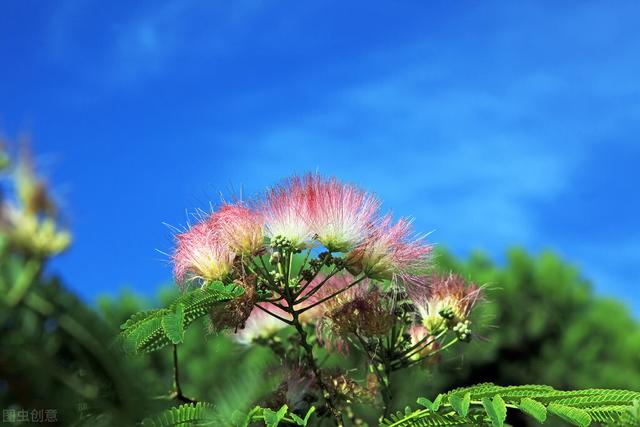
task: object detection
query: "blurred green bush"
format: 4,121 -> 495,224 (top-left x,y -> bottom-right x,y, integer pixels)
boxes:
94,248 -> 640,425
2,243 -> 639,425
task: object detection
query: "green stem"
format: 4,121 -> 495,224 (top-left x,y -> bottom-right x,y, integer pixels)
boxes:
171,344 -> 197,404
296,275 -> 366,314
254,303 -> 293,325
293,250 -> 336,298
355,333 -> 393,419
393,337 -> 460,370
257,257 -> 281,291
370,363 -> 392,420
294,248 -> 312,283
247,258 -> 282,297
381,362 -> 393,419
440,400 -> 520,412
294,266 -> 340,303
400,330 -> 447,360
291,310 -> 343,426
271,246 -> 343,425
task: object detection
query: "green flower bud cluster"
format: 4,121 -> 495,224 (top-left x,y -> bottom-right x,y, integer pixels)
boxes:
303,251 -> 346,280
269,251 -> 281,264
453,320 -> 472,342
270,270 -> 285,282
270,235 -> 293,251
300,269 -> 315,281
438,307 -> 455,320
309,251 -> 332,270
425,305 -> 471,337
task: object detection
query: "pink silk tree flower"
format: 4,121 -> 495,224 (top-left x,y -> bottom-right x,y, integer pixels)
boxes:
172,218 -> 236,286
313,274 -> 364,354
313,274 -> 393,353
212,203 -> 264,256
304,174 -> 380,252
408,273 -> 482,335
261,176 -> 314,248
345,216 -> 432,282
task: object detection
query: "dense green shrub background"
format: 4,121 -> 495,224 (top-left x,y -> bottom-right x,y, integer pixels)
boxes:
2,247 -> 639,425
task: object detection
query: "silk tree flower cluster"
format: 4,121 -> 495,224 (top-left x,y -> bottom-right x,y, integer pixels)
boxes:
0,145 -> 70,257
171,174 -> 482,421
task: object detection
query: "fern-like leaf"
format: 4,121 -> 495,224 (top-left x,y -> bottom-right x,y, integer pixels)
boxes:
262,404 -> 289,427
232,405 -> 316,427
162,303 -> 185,344
289,407 -> 316,426
449,392 -> 471,417
547,403 -> 592,426
141,402 -> 215,427
517,398 -> 547,423
382,410 -> 487,426
586,405 -> 631,424
482,395 -> 506,427
120,281 -> 243,354
383,384 -> 640,427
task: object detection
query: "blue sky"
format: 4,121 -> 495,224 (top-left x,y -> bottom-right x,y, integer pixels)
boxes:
1,1 -> 638,312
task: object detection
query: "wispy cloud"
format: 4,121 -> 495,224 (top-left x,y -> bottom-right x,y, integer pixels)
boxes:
46,0 -> 269,87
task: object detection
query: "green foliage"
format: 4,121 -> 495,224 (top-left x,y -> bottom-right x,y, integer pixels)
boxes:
481,395 -> 506,427
546,404 -> 590,427
141,402 -> 215,427
449,392 -> 471,417
417,395 -> 444,412
141,403 -> 316,427
0,257 -> 159,425
382,384 -> 640,427
262,405 -> 290,427
98,247 -> 640,426
119,281 -> 243,354
618,400 -> 640,426
517,398 -> 547,423
240,405 -> 316,427
162,303 -> 185,344
204,344 -> 282,424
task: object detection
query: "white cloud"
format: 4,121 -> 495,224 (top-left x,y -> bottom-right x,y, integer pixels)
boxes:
46,0 -> 269,85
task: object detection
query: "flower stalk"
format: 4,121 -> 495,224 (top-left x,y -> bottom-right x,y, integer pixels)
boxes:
276,243 -> 344,425
291,311 -> 343,425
